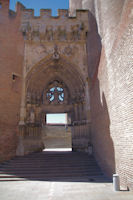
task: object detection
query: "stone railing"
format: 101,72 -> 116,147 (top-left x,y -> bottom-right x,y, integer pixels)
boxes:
19,123 -> 42,139
72,120 -> 91,151
17,123 -> 44,155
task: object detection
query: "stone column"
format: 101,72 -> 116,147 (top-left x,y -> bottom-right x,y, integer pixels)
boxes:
19,44 -> 27,126
16,44 -> 27,156
74,104 -> 78,121
85,78 -> 91,121
82,103 -> 86,120
67,113 -> 72,125
79,103 -> 84,121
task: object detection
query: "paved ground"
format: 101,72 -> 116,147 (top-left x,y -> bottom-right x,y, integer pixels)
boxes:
0,180 -> 133,200
0,149 -> 133,200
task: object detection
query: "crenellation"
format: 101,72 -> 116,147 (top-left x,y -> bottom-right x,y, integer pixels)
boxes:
0,1 -> 25,19
58,9 -> 68,18
76,9 -> 89,18
0,0 -> 9,9
0,0 -> 9,17
40,9 -> 51,18
23,9 -> 34,19
16,2 -> 25,12
22,8 -> 88,20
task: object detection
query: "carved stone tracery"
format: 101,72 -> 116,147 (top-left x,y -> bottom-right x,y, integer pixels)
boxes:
45,80 -> 65,105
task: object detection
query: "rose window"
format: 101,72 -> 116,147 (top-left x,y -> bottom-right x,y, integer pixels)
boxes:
46,86 -> 64,104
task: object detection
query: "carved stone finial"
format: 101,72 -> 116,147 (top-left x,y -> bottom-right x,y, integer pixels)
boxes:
53,45 -> 60,60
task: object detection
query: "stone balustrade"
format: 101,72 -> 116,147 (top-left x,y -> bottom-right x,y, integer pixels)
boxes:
19,123 -> 42,138
72,120 -> 91,151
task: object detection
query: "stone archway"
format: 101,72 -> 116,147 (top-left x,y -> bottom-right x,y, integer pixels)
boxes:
16,54 -> 91,155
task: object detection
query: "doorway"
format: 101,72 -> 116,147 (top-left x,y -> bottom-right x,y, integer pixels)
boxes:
42,113 -> 72,149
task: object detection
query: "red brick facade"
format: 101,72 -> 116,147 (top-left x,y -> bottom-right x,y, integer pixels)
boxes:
70,0 -> 133,191
89,0 -> 133,190
0,0 -> 24,162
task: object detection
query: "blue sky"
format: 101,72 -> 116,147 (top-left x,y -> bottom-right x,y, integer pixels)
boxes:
10,0 -> 69,16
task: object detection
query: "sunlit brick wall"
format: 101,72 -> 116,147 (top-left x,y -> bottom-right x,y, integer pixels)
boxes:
90,0 -> 133,190
0,1 -> 24,162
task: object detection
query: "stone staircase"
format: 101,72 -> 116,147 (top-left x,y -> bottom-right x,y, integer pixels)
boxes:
0,151 -> 111,182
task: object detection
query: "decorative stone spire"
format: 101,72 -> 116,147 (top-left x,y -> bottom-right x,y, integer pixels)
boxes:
53,45 -> 60,60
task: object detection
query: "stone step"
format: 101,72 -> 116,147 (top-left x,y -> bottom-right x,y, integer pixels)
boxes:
8,154 -> 93,160
0,169 -> 102,175
1,160 -> 96,164
0,162 -> 97,167
0,165 -> 98,171
0,176 -> 110,182
6,157 -> 95,162
0,151 -> 106,182
0,162 -> 99,167
0,166 -> 102,173
0,173 -> 101,181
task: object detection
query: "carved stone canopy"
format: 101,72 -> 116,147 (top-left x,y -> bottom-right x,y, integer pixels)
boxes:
21,23 -> 88,42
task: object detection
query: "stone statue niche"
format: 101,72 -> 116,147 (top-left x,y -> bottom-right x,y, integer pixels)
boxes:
29,109 -> 35,124
26,108 -> 35,124
45,26 -> 53,41
71,24 -> 80,40
56,26 -> 67,41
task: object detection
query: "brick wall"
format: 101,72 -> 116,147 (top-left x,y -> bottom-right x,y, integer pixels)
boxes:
90,0 -> 133,190
0,1 -> 24,162
70,0 -> 133,190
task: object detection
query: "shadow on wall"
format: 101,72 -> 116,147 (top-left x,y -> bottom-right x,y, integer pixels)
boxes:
87,11 -> 102,78
87,11 -> 115,178
91,79 -> 116,178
